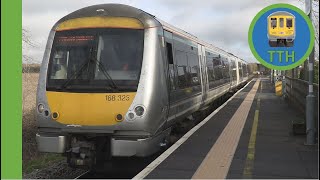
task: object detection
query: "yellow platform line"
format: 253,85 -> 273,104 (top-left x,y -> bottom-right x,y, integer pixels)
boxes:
243,80 -> 262,178
192,79 -> 261,179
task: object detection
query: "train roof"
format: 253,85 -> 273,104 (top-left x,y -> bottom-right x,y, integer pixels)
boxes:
55,3 -> 160,29
157,18 -> 248,63
156,18 -> 234,57
268,11 -> 295,17
55,3 -> 247,63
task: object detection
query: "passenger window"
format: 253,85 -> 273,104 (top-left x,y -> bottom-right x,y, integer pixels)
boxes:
286,18 -> 293,28
205,53 -> 228,89
280,18 -> 284,28
213,55 -> 223,81
222,57 -> 230,79
242,63 -> 247,76
271,18 -> 277,28
206,56 -> 215,82
187,53 -> 200,86
176,50 -> 188,89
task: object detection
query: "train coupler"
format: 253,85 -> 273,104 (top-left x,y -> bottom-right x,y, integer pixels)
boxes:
67,137 -> 96,168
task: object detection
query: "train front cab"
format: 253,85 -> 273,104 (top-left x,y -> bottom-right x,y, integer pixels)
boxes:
36,4 -> 172,167
268,11 -> 295,47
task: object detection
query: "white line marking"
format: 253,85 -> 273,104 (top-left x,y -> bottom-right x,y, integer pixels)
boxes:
133,79 -> 254,179
74,170 -> 89,179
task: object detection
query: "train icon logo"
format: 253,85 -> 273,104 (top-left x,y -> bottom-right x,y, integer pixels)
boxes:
267,11 -> 295,47
248,3 -> 315,70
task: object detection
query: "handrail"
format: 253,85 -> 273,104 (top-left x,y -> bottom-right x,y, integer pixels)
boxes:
285,76 -> 319,87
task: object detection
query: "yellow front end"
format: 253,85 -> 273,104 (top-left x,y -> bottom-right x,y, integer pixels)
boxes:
46,92 -> 136,126
268,15 -> 295,37
44,16 -> 144,126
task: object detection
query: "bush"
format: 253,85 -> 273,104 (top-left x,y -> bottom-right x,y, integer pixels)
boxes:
22,64 -> 40,73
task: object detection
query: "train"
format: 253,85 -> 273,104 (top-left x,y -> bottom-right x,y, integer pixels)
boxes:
36,4 -> 250,168
268,11 -> 295,47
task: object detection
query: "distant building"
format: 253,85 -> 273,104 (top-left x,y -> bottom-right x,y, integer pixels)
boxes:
247,63 -> 269,75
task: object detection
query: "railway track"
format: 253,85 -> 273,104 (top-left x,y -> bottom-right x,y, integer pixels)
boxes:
74,84 -> 246,179
74,154 -> 162,179
74,170 -> 90,179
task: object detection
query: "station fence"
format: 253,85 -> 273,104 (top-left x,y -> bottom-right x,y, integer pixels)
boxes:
284,76 -> 318,134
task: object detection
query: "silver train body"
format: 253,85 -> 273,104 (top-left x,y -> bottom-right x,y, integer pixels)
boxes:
36,4 -> 250,167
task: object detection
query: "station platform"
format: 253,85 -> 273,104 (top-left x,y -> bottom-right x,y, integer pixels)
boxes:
134,78 -> 318,179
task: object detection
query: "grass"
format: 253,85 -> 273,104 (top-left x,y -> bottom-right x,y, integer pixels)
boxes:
22,66 -> 66,174
22,72 -> 39,164
23,153 -> 64,174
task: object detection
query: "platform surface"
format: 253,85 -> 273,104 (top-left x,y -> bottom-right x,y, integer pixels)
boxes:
137,78 -> 318,179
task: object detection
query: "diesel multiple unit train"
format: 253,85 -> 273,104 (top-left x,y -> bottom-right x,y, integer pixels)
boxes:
36,4 -> 250,168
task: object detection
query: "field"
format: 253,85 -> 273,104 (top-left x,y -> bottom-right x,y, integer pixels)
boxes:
22,65 -> 64,175
22,72 -> 39,163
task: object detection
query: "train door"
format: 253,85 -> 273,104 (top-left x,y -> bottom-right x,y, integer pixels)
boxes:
198,45 -> 208,106
226,57 -> 232,89
238,61 -> 243,83
163,30 -> 177,122
230,57 -> 237,88
235,58 -> 240,85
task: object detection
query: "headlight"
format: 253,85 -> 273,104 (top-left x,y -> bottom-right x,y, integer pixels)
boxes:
134,106 -> 145,116
38,104 -> 45,113
127,112 -> 135,121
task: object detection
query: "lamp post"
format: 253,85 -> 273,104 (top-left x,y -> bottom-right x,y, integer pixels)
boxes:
305,0 -> 316,145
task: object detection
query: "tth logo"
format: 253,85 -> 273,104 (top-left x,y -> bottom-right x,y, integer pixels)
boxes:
248,3 -> 314,70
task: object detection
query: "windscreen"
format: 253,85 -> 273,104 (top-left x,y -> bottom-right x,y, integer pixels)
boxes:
286,18 -> 293,28
271,18 -> 277,28
47,28 -> 144,92
279,18 -> 284,28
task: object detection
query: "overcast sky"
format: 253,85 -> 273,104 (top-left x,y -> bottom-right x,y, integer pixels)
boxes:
22,0 -> 304,64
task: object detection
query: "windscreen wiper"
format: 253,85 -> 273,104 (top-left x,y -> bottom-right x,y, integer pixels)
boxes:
90,56 -> 120,92
59,59 -> 91,90
59,46 -> 119,92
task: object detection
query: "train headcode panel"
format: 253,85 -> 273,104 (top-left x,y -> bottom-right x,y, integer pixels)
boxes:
248,3 -> 315,70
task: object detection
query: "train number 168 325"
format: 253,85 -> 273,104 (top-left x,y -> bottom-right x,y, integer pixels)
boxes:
106,95 -> 130,101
